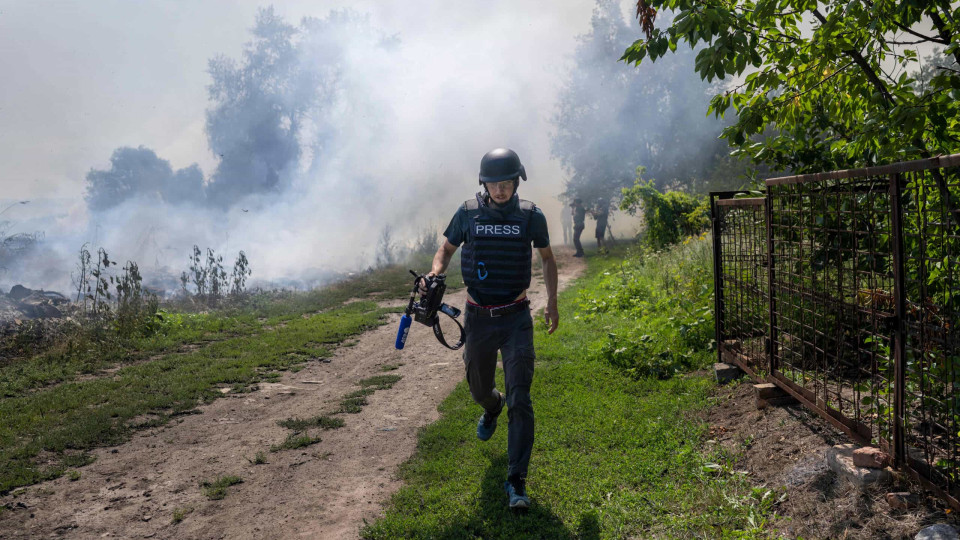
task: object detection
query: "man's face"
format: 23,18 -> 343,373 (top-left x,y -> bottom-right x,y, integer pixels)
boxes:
486,179 -> 515,204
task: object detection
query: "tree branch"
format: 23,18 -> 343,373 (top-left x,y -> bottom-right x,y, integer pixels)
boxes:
812,9 -> 895,107
928,8 -> 960,66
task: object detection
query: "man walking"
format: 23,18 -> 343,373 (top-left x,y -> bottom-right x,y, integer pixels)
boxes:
571,198 -> 586,257
427,148 -> 559,509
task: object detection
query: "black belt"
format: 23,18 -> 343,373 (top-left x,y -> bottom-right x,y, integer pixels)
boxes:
466,299 -> 530,318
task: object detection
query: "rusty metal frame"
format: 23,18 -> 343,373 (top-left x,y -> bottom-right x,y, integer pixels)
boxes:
711,154 -> 960,510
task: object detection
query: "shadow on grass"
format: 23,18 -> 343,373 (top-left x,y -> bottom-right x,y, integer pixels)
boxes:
430,454 -> 588,540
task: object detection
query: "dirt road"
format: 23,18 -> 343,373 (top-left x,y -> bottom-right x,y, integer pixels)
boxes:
1,247 -> 584,539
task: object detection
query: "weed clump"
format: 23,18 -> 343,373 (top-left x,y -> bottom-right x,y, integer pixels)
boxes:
270,434 -> 321,452
171,506 -> 193,523
278,416 -> 345,431
247,451 -> 268,465
358,374 -> 402,390
199,475 -> 243,500
338,396 -> 367,414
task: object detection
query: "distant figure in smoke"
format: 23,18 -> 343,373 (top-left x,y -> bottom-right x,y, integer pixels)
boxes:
593,198 -> 610,252
559,199 -> 572,245
425,148 -> 558,510
570,198 -> 585,257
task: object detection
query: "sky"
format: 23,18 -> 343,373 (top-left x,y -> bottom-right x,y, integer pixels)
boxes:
0,0 -> 633,291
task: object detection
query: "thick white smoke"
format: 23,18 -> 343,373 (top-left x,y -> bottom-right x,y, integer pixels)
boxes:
0,2 -> 663,294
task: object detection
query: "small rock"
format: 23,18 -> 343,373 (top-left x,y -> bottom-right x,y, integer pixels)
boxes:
886,491 -> 919,510
915,523 -> 959,540
142,515 -> 152,522
853,447 -> 891,469
826,444 -> 892,489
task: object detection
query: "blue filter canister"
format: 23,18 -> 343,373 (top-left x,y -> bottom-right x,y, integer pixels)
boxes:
395,314 -> 412,349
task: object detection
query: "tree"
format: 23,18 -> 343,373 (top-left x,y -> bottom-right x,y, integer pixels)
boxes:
622,1 -> 960,173
552,0 -> 742,206
85,146 -> 205,211
203,8 -> 384,209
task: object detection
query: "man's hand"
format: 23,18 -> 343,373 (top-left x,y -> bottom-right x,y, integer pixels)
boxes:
537,246 -> 559,334
419,272 -> 436,295
543,300 -> 559,334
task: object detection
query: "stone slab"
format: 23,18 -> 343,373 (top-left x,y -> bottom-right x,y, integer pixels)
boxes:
826,443 -> 893,489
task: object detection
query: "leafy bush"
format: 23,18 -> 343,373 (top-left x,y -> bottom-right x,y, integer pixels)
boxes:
619,168 -> 710,249
576,235 -> 715,379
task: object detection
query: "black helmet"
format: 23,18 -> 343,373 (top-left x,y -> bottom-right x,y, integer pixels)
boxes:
479,148 -> 527,185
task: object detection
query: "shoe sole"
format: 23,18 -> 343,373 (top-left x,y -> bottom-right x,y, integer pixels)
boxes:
509,499 -> 530,509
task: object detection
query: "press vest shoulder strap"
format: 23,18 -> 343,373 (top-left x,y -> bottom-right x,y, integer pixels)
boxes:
462,198 -> 537,220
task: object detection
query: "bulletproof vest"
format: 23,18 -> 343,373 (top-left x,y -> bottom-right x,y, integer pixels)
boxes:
461,195 -> 536,302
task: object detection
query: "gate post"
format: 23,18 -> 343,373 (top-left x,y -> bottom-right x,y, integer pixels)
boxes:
889,173 -> 907,466
711,193 -> 724,366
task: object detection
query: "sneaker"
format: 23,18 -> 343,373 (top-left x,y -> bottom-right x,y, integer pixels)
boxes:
476,392 -> 505,441
504,476 -> 530,509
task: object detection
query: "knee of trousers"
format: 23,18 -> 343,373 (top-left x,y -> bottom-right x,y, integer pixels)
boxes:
505,385 -> 533,416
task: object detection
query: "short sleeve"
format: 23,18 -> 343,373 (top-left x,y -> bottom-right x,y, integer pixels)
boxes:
529,207 -> 550,248
442,207 -> 467,247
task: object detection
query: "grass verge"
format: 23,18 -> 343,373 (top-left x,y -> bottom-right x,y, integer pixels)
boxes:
362,241 -> 780,538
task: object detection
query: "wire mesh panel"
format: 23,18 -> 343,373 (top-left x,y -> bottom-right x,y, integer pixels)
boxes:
767,176 -> 896,447
899,166 -> 960,502
716,198 -> 768,378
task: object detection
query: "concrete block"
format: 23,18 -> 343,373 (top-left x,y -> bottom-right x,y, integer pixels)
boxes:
754,383 -> 785,399
714,362 -> 743,384
853,446 -> 891,469
826,444 -> 893,490
915,524 -> 959,540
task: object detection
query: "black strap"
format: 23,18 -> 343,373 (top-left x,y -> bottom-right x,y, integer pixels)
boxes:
432,311 -> 465,350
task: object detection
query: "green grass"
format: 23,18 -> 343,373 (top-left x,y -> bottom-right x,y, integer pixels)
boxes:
338,396 -> 368,414
358,374 -> 403,390
362,241 -> 778,539
380,363 -> 403,372
171,506 -> 193,524
269,434 -> 321,453
277,415 -> 345,431
199,475 -> 243,500
248,451 -> 268,465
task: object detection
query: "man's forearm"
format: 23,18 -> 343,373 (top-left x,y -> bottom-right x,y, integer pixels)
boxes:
543,257 -> 558,303
431,245 -> 454,275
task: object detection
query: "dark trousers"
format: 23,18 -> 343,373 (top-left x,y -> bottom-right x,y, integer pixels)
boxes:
462,307 -> 535,479
573,224 -> 585,255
